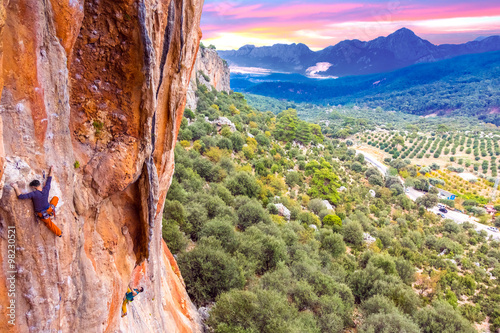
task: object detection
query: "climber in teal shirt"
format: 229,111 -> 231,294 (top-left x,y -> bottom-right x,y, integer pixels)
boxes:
121,284 -> 144,317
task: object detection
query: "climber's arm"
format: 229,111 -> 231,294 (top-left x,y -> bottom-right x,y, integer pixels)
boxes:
43,166 -> 53,193
127,283 -> 139,296
11,184 -> 32,199
11,184 -> 22,197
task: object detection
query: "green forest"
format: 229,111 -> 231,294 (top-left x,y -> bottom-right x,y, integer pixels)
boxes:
245,93 -> 500,142
162,82 -> 500,332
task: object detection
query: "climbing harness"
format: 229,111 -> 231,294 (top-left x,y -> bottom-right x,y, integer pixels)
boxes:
35,204 -> 56,220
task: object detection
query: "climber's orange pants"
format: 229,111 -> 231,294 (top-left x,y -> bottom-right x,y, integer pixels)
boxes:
36,197 -> 61,236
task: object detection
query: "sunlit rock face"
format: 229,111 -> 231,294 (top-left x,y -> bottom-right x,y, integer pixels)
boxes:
186,47 -> 230,110
0,0 -> 204,332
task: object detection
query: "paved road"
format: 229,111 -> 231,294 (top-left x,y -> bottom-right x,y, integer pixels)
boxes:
406,187 -> 424,201
425,198 -> 499,239
357,150 -> 500,240
356,150 -> 388,175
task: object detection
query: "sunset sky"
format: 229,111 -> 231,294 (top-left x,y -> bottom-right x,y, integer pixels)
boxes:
201,0 -> 500,50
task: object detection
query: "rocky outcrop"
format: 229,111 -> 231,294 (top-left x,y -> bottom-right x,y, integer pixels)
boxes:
206,116 -> 236,132
0,0 -> 203,332
186,47 -> 230,110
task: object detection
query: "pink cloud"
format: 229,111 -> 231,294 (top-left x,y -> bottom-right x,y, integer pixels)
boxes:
204,3 -> 264,16
387,3 -> 500,21
205,2 -> 364,20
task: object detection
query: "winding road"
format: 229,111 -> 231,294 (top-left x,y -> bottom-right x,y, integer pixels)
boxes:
356,149 -> 500,240
357,150 -> 388,175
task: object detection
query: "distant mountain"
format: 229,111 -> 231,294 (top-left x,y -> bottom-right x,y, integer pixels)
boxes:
231,51 -> 500,123
218,28 -> 500,77
218,43 -> 315,73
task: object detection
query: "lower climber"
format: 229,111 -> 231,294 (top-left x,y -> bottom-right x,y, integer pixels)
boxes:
11,166 -> 62,237
122,284 -> 144,317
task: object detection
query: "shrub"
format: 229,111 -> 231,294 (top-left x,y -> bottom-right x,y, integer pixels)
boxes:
164,200 -> 186,224
323,214 -> 342,228
470,207 -> 486,216
267,203 -> 279,215
430,163 -> 440,170
230,132 -> 245,151
429,178 -> 445,186
298,211 -> 321,227
207,289 -> 311,333
416,194 -> 438,208
419,166 -> 431,175
255,134 -> 270,147
308,198 -> 326,215
217,137 -> 233,151
178,238 -> 245,305
286,171 -> 302,187
225,172 -> 260,198
185,202 -> 208,239
351,161 -> 363,172
415,301 -> 475,333
494,216 -> 500,228
320,231 -> 346,257
162,219 -> 188,254
205,147 -> 226,162
199,218 -> 239,253
237,200 -> 269,230
343,221 -> 364,247
178,129 -> 193,141
361,295 -> 397,316
439,199 -> 455,208
395,258 -> 416,285
369,174 -> 384,186
360,312 -> 420,333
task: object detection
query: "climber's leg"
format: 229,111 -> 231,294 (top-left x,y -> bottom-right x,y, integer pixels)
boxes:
121,299 -> 128,317
49,196 -> 59,207
47,196 -> 59,218
40,217 -> 62,237
121,288 -> 132,317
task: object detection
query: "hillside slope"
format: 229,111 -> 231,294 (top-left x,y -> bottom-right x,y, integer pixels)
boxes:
0,0 -> 204,332
165,81 -> 500,333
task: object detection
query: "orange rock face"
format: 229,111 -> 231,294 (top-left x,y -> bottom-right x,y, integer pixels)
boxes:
0,0 -> 204,332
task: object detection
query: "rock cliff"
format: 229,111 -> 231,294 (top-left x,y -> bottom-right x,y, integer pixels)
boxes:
186,47 -> 230,110
0,0 -> 204,332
